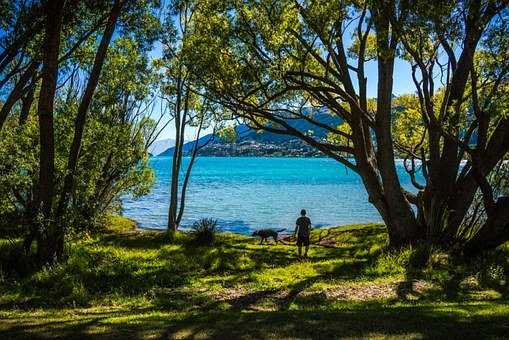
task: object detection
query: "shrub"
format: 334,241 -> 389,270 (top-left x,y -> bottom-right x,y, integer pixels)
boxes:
0,240 -> 36,278
470,249 -> 508,291
190,218 -> 219,246
0,98 -> 155,238
365,247 -> 413,276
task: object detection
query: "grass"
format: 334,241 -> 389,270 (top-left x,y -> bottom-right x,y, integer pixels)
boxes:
0,219 -> 508,339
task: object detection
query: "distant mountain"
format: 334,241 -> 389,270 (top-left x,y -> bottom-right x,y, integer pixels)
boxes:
148,138 -> 175,156
158,109 -> 342,157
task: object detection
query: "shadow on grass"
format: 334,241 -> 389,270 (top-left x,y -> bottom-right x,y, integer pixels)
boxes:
2,224 -> 508,338
161,303 -> 509,339
0,225 -> 453,309
96,230 -> 169,250
0,225 -> 383,312
394,243 -> 509,302
2,301 -> 508,339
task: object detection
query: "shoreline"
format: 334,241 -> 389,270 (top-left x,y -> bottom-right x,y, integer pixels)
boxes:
131,219 -> 378,235
149,154 -> 474,163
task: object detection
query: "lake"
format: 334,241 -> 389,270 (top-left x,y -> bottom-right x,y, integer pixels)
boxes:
122,156 -> 420,234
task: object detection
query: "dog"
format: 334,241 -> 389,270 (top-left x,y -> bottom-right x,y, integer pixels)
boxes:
252,228 -> 286,244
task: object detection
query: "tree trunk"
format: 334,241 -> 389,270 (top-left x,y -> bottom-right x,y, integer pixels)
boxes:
463,197 -> 509,255
176,116 -> 206,225
376,55 -> 421,247
19,71 -> 38,125
167,78 -> 191,234
0,61 -> 39,130
360,8 -> 421,248
168,81 -> 183,233
35,0 -> 65,264
54,0 -> 123,257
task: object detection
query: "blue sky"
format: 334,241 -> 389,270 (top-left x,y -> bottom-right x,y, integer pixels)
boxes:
370,59 -> 416,96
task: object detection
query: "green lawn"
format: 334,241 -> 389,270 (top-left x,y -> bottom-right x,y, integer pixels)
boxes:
0,219 -> 508,339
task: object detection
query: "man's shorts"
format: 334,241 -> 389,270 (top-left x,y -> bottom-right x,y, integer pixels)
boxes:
297,234 -> 310,246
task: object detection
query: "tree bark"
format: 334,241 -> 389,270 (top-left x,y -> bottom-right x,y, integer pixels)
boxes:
176,116 -> 209,225
368,4 -> 421,247
168,79 -> 184,233
35,0 -> 65,263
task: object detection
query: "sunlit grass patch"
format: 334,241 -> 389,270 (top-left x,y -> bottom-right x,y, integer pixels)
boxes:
102,215 -> 138,233
1,219 -> 508,338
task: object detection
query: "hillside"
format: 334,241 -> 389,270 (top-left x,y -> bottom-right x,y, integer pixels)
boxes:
148,138 -> 176,156
158,111 -> 342,157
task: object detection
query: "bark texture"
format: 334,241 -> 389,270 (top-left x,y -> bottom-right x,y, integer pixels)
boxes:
35,0 -> 65,263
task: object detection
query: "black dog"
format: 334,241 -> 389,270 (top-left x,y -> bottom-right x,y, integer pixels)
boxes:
252,228 -> 286,244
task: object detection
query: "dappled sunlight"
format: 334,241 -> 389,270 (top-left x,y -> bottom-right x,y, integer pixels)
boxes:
1,223 -> 508,338
2,301 -> 508,339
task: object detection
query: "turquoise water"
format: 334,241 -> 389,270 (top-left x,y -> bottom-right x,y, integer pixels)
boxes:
122,156 -> 419,234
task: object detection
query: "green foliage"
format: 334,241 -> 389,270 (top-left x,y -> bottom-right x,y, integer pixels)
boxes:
327,122 -> 352,148
216,125 -> 237,143
0,4 -> 162,237
0,117 -> 38,228
392,94 -> 427,151
0,103 -> 155,235
57,107 -> 155,232
500,162 -> 509,196
348,32 -> 377,61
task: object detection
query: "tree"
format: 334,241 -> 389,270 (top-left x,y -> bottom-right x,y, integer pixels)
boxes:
0,0 -> 111,132
394,0 -> 509,253
0,35 -> 159,256
185,0 -> 508,251
160,1 -> 217,233
0,1 -> 44,81
53,0 -> 124,258
0,0 -> 163,263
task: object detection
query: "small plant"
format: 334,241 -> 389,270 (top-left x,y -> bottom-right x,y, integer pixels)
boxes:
475,261 -> 507,290
365,246 -> 413,276
190,218 -> 219,246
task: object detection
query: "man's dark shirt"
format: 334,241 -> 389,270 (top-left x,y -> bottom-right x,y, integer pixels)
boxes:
296,216 -> 311,238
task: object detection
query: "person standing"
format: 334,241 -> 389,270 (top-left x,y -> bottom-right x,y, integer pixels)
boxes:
294,209 -> 311,258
